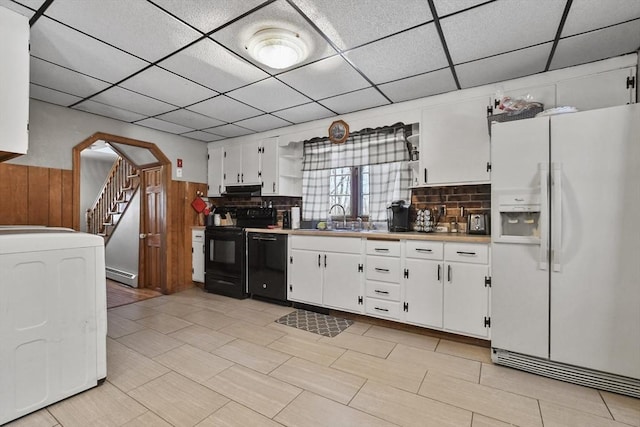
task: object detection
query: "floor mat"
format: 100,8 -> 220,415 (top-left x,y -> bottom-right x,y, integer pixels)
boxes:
275,309 -> 353,338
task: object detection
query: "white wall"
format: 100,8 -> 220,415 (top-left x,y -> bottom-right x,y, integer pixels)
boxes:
9,99 -> 208,183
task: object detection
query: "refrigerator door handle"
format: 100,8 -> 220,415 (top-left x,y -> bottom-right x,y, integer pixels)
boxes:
551,163 -> 563,272
539,163 -> 549,270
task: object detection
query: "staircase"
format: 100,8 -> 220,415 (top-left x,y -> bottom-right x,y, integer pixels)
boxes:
86,157 -> 139,243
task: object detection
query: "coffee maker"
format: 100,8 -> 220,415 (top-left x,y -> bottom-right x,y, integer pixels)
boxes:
387,200 -> 409,232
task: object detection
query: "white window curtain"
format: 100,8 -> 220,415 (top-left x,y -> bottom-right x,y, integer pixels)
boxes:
301,123 -> 411,221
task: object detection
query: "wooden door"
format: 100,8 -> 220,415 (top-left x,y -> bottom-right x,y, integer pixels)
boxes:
140,167 -> 165,290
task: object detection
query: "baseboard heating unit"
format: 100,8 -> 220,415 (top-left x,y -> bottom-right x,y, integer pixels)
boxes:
106,266 -> 138,288
492,348 -> 640,398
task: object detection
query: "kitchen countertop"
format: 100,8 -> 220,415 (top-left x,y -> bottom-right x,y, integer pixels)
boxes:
245,227 -> 491,243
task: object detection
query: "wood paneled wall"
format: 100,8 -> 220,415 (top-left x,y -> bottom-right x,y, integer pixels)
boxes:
167,180 -> 207,293
0,163 -> 73,227
0,162 -> 204,295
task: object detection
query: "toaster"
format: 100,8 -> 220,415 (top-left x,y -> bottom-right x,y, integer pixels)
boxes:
467,213 -> 490,235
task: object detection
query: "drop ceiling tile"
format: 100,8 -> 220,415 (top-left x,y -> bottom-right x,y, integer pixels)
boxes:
73,100 -> 147,122
456,43 -> 552,88
182,131 -> 226,142
234,114 -> 292,132
320,87 -> 390,115
0,0 -> 36,17
345,24 -> 448,84
134,118 -> 194,134
44,0 -> 201,62
433,0 -> 488,17
120,66 -> 217,107
11,0 -> 44,9
273,102 -> 335,123
227,78 -> 310,112
30,57 -> 111,98
550,20 -> 640,70
90,86 -> 176,116
562,0 -> 640,36
30,84 -> 83,106
290,0 -> 432,50
211,0 -> 336,72
159,38 -> 269,93
152,0 -> 266,33
30,17 -> 148,83
378,68 -> 457,102
188,95 -> 262,123
204,124 -> 254,138
157,109 -> 225,130
278,55 -> 370,100
441,0 -> 565,64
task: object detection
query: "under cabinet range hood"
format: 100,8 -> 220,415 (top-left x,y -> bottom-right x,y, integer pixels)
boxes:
222,184 -> 262,197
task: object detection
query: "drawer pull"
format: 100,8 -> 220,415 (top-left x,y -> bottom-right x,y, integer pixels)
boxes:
374,268 -> 390,273
415,248 -> 433,253
374,307 -> 389,312
374,289 -> 389,295
374,248 -> 389,252
456,251 -> 477,256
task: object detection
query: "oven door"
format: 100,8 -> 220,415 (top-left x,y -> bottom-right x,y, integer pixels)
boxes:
204,228 -> 244,280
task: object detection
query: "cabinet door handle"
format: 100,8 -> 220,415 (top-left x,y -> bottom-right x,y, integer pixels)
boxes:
324,254 -> 327,267
374,307 -> 389,312
415,248 -> 432,253
374,267 -> 390,273
424,168 -> 427,183
318,254 -> 321,267
456,251 -> 477,256
241,173 -> 244,183
237,173 -> 240,182
447,265 -> 452,282
374,248 -> 389,252
437,264 -> 441,281
374,289 -> 389,295
272,182 -> 276,192
218,184 -> 221,194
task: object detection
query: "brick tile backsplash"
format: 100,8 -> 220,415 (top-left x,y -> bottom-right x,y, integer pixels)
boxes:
410,184 -> 490,226
207,196 -> 302,225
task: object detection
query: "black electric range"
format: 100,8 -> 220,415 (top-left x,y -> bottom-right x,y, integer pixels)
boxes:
204,207 -> 277,299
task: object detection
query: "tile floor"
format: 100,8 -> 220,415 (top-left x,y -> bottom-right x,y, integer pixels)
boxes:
7,287 -> 639,427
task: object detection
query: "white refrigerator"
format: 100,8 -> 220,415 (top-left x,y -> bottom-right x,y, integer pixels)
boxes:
490,104 -> 640,396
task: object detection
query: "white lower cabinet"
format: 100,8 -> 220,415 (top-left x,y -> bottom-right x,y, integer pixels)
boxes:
288,236 -> 363,312
191,229 -> 205,283
404,258 -> 443,328
442,243 -> 491,339
323,252 -> 362,313
288,249 -> 324,305
287,235 -> 490,340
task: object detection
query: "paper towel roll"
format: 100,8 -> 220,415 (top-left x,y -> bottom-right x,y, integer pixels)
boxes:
291,206 -> 301,229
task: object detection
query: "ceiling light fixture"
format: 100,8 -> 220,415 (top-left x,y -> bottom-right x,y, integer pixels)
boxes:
245,28 -> 308,70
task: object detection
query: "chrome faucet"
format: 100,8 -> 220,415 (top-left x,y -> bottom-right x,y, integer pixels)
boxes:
328,203 -> 347,228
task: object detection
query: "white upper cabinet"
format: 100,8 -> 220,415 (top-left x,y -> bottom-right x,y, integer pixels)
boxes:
420,95 -> 491,186
0,6 -> 29,162
222,140 -> 260,186
556,67 -> 636,112
207,146 -> 224,197
260,137 -> 279,195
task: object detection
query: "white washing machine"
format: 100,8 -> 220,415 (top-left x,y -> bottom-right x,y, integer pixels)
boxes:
0,227 -> 107,425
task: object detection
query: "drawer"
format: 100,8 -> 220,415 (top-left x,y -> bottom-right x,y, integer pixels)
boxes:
290,235 -> 361,254
366,239 -> 400,257
405,240 -> 443,260
366,255 -> 401,283
365,281 -> 401,301
366,298 -> 401,319
444,243 -> 489,264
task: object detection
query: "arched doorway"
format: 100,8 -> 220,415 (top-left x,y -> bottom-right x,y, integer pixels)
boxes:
72,132 -> 171,294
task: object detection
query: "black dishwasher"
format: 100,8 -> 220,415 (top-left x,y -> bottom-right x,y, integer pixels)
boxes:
247,232 -> 287,303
